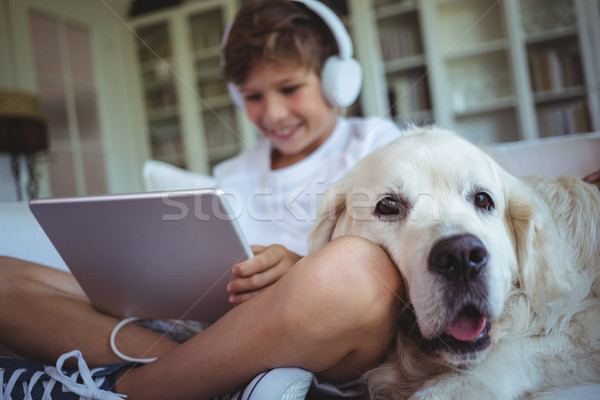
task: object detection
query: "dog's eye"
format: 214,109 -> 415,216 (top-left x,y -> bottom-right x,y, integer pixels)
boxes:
376,197 -> 401,216
474,192 -> 494,211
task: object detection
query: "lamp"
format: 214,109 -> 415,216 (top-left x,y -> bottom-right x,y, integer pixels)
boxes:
0,90 -> 48,201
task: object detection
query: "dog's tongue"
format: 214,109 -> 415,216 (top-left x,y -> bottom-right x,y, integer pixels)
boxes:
445,308 -> 486,342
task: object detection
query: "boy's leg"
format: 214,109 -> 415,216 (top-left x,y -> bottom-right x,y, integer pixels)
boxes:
0,256 -> 178,365
116,235 -> 404,399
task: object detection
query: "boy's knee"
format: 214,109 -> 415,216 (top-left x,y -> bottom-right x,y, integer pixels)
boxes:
0,255 -> 17,267
0,257 -> 27,299
312,236 -> 403,303
0,256 -> 39,280
0,256 -> 25,280
0,257 -> 63,296
280,236 -> 404,337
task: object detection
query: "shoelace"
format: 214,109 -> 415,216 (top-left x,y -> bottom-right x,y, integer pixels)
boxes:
1,350 -> 127,400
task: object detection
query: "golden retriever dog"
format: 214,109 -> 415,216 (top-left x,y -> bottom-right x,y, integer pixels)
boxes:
308,127 -> 600,399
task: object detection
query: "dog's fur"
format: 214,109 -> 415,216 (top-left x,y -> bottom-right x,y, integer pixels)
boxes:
308,127 -> 600,399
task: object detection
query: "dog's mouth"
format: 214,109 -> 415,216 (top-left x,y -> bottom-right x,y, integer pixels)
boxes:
436,305 -> 491,355
444,305 -> 488,342
402,304 -> 492,358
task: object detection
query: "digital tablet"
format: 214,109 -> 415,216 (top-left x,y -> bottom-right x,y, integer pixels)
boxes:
29,188 -> 253,322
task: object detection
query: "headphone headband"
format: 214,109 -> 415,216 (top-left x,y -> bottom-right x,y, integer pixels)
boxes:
293,0 -> 353,60
222,0 -> 362,108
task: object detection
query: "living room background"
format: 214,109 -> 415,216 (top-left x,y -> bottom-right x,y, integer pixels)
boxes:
1,0 -> 599,202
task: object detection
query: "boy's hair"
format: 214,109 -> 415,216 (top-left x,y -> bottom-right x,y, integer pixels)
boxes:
223,0 -> 339,85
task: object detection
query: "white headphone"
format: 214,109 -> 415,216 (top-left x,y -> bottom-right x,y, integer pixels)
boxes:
222,0 -> 363,109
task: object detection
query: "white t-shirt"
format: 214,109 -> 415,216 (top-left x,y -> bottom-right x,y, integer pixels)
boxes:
213,116 -> 403,255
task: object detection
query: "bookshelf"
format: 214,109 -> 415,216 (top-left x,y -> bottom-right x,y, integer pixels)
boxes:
519,0 -> 595,138
419,0 -> 521,143
130,0 -> 257,174
372,0 -> 433,127
350,0 -> 599,144
188,5 -> 254,169
130,0 -> 600,173
134,22 -> 185,167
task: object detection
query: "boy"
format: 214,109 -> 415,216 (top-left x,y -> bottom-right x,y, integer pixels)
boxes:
0,1 -> 404,398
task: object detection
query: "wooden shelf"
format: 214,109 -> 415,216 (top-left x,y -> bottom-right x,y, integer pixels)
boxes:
525,27 -> 578,45
454,96 -> 515,117
533,86 -> 587,104
394,109 -> 435,124
147,105 -> 179,121
384,55 -> 426,74
139,58 -> 174,74
193,45 -> 221,61
200,94 -> 232,110
196,67 -> 222,80
446,38 -> 508,60
375,1 -> 417,19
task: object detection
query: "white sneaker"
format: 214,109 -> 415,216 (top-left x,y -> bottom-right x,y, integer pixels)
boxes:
0,350 -> 128,399
217,367 -> 313,400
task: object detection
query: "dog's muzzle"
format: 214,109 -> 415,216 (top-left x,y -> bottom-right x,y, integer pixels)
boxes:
416,233 -> 493,360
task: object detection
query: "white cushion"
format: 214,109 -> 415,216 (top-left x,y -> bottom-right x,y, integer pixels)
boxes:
143,160 -> 217,192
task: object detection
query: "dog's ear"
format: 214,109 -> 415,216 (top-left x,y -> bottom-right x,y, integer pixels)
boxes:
504,174 -> 578,305
308,184 -> 347,253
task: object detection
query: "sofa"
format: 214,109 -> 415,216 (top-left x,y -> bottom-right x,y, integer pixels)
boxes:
0,132 -> 598,398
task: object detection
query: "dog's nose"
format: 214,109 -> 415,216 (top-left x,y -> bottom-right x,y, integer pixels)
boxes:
428,234 -> 488,281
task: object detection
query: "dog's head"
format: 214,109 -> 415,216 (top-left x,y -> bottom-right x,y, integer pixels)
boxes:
309,127 -> 577,365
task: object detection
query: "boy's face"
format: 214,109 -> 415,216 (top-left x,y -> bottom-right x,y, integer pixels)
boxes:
237,61 -> 338,169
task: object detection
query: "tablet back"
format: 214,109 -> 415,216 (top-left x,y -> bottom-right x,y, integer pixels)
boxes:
29,189 -> 252,322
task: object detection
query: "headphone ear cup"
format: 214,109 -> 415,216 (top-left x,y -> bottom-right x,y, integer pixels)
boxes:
227,82 -> 246,110
320,56 -> 362,107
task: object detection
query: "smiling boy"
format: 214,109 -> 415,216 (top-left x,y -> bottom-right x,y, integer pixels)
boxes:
0,1 -> 405,399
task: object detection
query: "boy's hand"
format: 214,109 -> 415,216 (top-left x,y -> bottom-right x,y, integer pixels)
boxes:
227,244 -> 301,306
